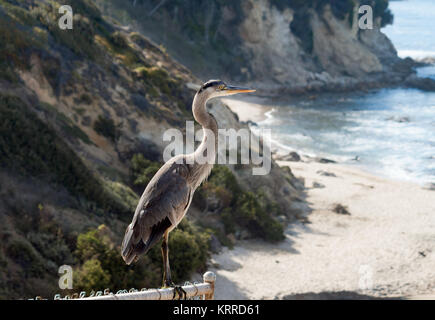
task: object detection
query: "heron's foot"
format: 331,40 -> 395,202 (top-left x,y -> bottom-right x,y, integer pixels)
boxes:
162,282 -> 186,300
173,285 -> 186,300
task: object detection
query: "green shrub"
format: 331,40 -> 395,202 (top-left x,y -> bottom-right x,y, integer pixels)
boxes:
31,1 -> 101,59
0,251 -> 7,270
93,115 -> 120,142
134,66 -> 185,101
75,259 -> 111,292
0,94 -> 128,214
0,11 -> 38,82
73,222 -> 209,291
130,153 -> 161,191
146,219 -> 210,283
362,0 -> 393,27
235,192 -> 285,242
104,180 -> 139,213
75,229 -> 108,263
37,102 -> 93,145
200,166 -> 284,242
27,232 -> 73,266
166,227 -> 208,281
6,239 -> 45,277
109,31 -> 129,49
291,10 -> 314,53
75,93 -> 93,105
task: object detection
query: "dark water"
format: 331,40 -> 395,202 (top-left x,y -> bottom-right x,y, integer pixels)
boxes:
256,0 -> 435,183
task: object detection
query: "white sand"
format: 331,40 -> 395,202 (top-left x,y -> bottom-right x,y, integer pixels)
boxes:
221,97 -> 272,122
209,161 -> 435,299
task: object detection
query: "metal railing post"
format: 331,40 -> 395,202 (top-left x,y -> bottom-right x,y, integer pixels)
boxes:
203,271 -> 216,300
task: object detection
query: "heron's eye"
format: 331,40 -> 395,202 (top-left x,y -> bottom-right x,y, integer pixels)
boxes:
218,85 -> 225,90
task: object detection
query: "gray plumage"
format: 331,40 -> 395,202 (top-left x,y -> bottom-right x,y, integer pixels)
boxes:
121,80 -> 255,286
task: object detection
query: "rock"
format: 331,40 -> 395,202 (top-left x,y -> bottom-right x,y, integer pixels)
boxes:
312,181 -> 325,189
315,157 -> 337,164
316,170 -> 336,177
418,57 -> 435,65
238,229 -> 251,240
311,6 -> 383,78
422,183 -> 435,191
386,116 -> 411,123
282,186 -> 290,195
227,233 -> 236,245
245,120 -> 258,127
281,151 -> 301,162
392,57 -> 418,74
81,116 -> 92,126
332,203 -> 351,215
238,0 -> 312,86
276,215 -> 287,224
405,75 -> 435,92
209,234 -> 222,253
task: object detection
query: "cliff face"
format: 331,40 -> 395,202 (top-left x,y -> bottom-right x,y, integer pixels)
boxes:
99,0 -> 408,93
235,1 -> 402,90
310,6 -> 383,77
238,0 -> 313,87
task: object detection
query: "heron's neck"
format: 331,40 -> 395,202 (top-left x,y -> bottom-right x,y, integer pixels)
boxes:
192,93 -> 218,153
192,93 -> 218,134
188,93 -> 217,189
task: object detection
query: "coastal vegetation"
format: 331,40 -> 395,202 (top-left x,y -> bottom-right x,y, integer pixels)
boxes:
0,0 -> 291,298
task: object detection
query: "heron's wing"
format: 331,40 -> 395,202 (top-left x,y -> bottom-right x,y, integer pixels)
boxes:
133,160 -> 192,242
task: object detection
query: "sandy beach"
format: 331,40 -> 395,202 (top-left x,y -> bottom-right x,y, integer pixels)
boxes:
221,97 -> 273,123
209,160 -> 435,299
202,99 -> 435,300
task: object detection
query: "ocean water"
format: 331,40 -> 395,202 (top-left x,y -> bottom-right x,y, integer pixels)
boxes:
383,0 -> 435,60
259,89 -> 435,183
256,0 -> 435,184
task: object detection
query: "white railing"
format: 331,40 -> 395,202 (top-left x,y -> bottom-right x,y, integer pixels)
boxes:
41,271 -> 216,301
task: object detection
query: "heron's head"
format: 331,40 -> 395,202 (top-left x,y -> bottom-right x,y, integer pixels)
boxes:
197,80 -> 255,100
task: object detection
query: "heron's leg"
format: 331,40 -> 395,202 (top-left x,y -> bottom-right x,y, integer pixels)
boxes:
161,231 -> 186,300
161,231 -> 172,287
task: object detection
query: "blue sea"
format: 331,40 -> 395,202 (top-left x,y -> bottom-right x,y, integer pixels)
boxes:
257,0 -> 435,184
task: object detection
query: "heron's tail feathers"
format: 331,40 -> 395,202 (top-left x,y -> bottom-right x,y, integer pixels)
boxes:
121,223 -> 142,265
121,217 -> 173,265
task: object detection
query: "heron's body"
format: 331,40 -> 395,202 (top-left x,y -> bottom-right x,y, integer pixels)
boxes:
121,80 -> 254,288
121,153 -> 214,264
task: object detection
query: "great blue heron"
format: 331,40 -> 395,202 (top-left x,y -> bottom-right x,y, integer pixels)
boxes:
121,80 -> 255,295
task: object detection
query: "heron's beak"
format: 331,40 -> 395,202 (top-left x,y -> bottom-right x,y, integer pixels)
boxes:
224,85 -> 256,95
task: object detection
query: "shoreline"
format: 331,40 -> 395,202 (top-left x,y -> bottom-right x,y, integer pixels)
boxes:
209,96 -> 435,299
224,93 -> 435,188
208,161 -> 435,300
221,96 -> 273,123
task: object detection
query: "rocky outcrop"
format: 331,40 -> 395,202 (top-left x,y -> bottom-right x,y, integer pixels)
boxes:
238,0 -> 312,87
310,6 -> 383,77
237,1 -> 414,93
